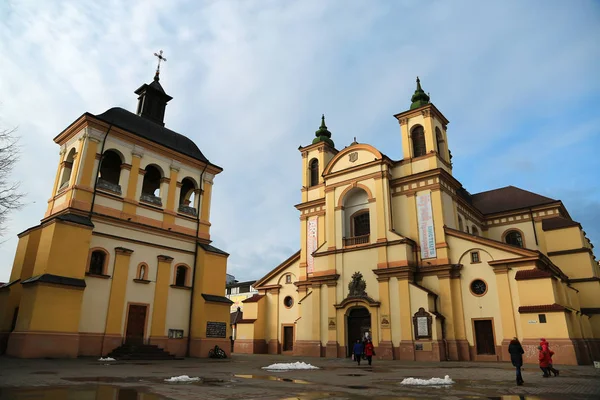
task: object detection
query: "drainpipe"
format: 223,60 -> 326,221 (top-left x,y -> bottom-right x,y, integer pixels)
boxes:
529,208 -> 539,246
186,162 -> 209,357
94,124 -> 112,357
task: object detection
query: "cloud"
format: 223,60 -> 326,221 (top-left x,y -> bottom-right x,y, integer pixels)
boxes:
0,0 -> 599,282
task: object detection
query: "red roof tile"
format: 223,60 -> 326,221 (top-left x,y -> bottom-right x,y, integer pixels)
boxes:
518,304 -> 567,313
541,216 -> 581,231
515,269 -> 553,281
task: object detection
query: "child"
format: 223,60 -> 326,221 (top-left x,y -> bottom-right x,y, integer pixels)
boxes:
353,339 -> 364,366
538,345 -> 551,377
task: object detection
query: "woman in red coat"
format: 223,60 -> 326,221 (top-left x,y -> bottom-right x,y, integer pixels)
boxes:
538,345 -> 551,377
364,339 -> 375,366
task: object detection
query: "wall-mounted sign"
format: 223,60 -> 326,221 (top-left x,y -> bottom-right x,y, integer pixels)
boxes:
168,329 -> 184,339
307,217 -> 318,274
416,193 -> 436,259
206,321 -> 227,338
380,315 -> 390,328
328,317 -> 336,330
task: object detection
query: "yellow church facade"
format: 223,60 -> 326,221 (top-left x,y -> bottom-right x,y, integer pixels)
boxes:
235,79 -> 600,365
0,68 -> 232,358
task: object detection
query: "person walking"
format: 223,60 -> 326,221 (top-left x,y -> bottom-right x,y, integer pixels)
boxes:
364,339 -> 375,366
508,337 -> 524,385
538,345 -> 551,377
353,339 -> 364,366
540,339 -> 559,376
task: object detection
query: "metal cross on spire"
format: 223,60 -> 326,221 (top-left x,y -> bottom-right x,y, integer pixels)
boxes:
153,50 -> 167,81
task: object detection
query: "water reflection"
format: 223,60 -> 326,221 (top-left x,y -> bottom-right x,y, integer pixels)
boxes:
0,385 -> 166,400
234,374 -> 311,384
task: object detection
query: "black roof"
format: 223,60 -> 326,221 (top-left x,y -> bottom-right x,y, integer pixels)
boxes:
470,186 -> 556,215
22,274 -> 86,288
93,107 -> 209,163
201,293 -> 233,304
198,243 -> 229,256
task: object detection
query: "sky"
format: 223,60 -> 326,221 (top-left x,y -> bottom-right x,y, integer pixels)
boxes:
0,0 -> 599,283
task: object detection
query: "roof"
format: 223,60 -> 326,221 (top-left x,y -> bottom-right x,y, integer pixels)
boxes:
55,213 -> 94,227
242,294 -> 265,303
21,274 -> 86,288
230,309 -> 243,325
518,304 -> 568,313
201,293 -> 233,304
541,216 -> 581,231
198,243 -> 229,256
515,268 -> 553,281
93,107 -> 209,163
470,186 -> 557,215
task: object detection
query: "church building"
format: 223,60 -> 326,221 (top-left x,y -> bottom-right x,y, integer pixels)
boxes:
234,78 -> 600,365
0,56 -> 232,358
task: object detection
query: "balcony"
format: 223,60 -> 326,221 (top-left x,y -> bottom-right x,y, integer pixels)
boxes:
97,178 -> 122,195
178,205 -> 197,216
140,193 -> 163,207
343,234 -> 370,247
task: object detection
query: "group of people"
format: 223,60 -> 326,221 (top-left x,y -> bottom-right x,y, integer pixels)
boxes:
509,337 -> 560,385
352,337 -> 375,366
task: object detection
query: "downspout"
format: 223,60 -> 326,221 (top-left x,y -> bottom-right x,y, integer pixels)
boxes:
94,124 -> 112,357
529,208 -> 539,246
186,162 -> 209,357
89,124 -> 113,220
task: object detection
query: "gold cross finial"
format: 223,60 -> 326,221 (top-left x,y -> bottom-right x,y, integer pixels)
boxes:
153,50 -> 167,80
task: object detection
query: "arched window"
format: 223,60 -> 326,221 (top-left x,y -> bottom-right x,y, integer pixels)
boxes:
411,125 -> 426,158
141,164 -> 163,205
505,230 -> 524,248
458,216 -> 464,232
179,177 -> 197,215
472,226 -> 479,236
175,265 -> 188,287
435,127 -> 445,158
59,148 -> 76,190
309,158 -> 319,187
98,150 -> 123,193
342,187 -> 371,246
88,250 -> 106,275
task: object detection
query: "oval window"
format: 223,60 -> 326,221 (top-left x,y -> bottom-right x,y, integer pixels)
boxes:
283,296 -> 294,308
470,279 -> 487,296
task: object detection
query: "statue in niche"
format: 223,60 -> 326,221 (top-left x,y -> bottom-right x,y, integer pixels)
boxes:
348,272 -> 367,297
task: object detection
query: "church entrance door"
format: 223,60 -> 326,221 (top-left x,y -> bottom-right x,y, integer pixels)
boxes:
282,325 -> 294,352
125,304 -> 147,345
346,307 -> 371,357
473,319 -> 495,355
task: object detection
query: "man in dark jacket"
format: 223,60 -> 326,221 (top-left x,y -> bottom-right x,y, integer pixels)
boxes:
353,339 -> 364,366
508,337 -> 525,385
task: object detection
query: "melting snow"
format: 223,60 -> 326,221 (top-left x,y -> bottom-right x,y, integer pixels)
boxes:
164,375 -> 200,382
98,357 -> 115,361
262,362 -> 319,370
400,375 -> 454,385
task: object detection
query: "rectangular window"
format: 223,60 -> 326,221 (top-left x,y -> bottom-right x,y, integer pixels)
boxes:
286,275 -> 291,284
470,251 -> 480,263
539,314 -> 547,323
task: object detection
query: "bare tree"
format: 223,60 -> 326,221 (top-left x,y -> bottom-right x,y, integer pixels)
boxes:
0,127 -> 23,236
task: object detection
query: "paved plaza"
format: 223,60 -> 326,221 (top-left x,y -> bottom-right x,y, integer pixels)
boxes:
0,354 -> 599,399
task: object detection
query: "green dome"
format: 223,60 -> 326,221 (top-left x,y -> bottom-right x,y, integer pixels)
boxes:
410,77 -> 430,110
312,114 -> 335,147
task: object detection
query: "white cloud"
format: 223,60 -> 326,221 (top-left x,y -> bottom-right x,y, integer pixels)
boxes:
0,0 -> 599,282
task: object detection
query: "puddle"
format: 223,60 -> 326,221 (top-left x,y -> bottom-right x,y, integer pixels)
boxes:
341,374 -> 365,377
30,371 -> 57,375
0,385 -> 167,399
62,376 -> 227,386
234,374 -> 311,384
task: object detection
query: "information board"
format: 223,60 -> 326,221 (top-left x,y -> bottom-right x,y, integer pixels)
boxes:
206,321 -> 227,338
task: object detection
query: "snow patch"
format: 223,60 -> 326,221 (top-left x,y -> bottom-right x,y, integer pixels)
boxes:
98,357 -> 115,361
400,375 -> 454,385
262,362 -> 319,370
164,375 -> 200,382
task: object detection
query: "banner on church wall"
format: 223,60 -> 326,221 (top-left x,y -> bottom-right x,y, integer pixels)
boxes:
416,193 -> 437,259
307,216 -> 318,274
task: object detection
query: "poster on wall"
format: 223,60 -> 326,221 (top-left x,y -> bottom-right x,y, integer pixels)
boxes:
307,216 -> 318,274
416,193 -> 436,259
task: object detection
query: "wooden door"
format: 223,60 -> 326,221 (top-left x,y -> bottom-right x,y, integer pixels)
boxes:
474,319 -> 495,355
125,305 -> 147,345
283,326 -> 294,351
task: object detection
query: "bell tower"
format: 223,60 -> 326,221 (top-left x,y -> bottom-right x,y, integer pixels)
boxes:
394,78 -> 452,174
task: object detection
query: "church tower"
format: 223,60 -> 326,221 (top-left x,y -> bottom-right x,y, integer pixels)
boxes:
394,78 -> 452,175
0,54 -> 232,359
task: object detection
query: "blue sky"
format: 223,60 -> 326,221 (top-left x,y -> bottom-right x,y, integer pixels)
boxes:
0,0 -> 598,282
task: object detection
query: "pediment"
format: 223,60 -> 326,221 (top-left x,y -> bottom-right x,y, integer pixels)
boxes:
324,144 -> 383,175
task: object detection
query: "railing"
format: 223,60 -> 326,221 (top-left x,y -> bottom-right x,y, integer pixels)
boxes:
343,234 -> 370,247
178,205 -> 197,216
